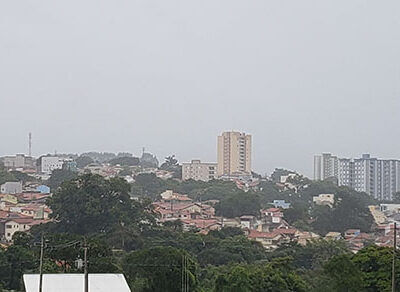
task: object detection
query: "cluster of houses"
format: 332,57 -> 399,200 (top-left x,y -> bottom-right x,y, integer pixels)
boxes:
152,189 -> 400,252
153,190 -> 221,233
0,182 -> 52,243
152,190 -> 322,249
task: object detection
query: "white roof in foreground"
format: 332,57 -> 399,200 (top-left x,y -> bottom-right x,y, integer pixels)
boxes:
23,274 -> 131,292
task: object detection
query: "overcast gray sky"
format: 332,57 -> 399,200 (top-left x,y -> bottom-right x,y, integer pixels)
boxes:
1,1 -> 399,177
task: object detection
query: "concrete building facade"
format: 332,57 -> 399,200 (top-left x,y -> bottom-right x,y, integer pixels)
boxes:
40,156 -> 65,174
2,154 -> 35,169
313,153 -> 338,181
314,153 -> 400,200
182,160 -> 217,182
217,131 -> 251,177
1,182 -> 23,194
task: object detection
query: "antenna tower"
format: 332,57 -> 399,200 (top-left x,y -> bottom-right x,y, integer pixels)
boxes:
28,132 -> 32,156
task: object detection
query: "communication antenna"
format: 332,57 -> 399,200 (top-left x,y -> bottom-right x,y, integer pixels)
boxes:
28,132 -> 32,156
142,147 -> 146,155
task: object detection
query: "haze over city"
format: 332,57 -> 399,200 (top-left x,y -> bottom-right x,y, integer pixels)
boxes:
1,1 -> 399,177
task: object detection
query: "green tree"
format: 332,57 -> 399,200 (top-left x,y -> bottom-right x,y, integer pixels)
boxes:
0,169 -> 17,185
47,168 -> 78,191
4,245 -> 37,290
323,254 -> 363,292
214,260 -> 308,292
10,171 -> 36,183
352,245 -> 400,291
75,156 -> 94,168
47,174 -> 146,234
160,155 -> 182,179
109,156 -> 140,166
215,191 -> 261,218
123,246 -> 198,292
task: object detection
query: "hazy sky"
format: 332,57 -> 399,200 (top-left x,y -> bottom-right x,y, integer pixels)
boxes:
1,1 -> 399,177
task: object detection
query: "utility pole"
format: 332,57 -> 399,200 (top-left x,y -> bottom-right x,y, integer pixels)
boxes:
392,222 -> 397,292
39,233 -> 44,292
84,237 -> 88,292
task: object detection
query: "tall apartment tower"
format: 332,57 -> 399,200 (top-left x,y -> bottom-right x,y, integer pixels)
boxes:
314,153 -> 400,200
217,131 -> 252,176
313,153 -> 338,180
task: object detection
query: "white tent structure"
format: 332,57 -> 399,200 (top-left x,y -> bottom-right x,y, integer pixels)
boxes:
23,274 -> 131,292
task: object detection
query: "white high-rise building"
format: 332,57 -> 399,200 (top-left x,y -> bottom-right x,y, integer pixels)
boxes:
314,153 -> 400,200
313,153 -> 338,181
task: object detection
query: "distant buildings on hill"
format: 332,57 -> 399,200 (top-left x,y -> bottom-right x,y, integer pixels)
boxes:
2,154 -> 35,170
182,131 -> 252,182
314,153 -> 400,200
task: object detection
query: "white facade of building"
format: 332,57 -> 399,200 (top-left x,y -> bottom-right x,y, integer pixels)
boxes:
314,153 -> 338,181
2,220 -> 31,241
41,157 -> 64,174
182,160 -> 217,182
313,194 -> 335,207
1,182 -> 23,194
314,153 -> 400,200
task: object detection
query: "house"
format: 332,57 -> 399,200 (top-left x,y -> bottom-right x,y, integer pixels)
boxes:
0,211 -> 50,242
0,194 -> 18,205
160,190 -> 192,202
23,274 -> 131,292
240,215 -> 257,229
221,218 -> 241,228
153,202 -> 215,222
0,217 -> 34,241
260,208 -> 283,224
271,200 -> 291,209
274,227 -> 298,240
380,204 -> 400,214
344,229 -> 361,239
247,229 -> 283,250
344,229 -> 371,253
36,185 -> 51,194
325,232 -> 342,240
296,231 -> 320,246
1,182 -> 23,194
313,194 -> 335,208
181,219 -> 221,233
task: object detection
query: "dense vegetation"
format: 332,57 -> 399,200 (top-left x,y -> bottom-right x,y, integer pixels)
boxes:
0,172 -> 384,291
129,172 -> 374,235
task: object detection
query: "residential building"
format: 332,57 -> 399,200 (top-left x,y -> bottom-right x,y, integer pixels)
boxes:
1,182 -> 23,194
240,215 -> 257,229
217,131 -> 252,176
247,229 -> 283,250
40,156 -> 76,174
314,153 -> 400,200
260,208 -> 284,224
325,232 -> 342,241
40,156 -> 64,174
2,154 -> 35,170
0,218 -> 32,241
313,153 -> 338,180
271,200 -> 291,209
182,160 -> 217,181
313,194 -> 335,208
